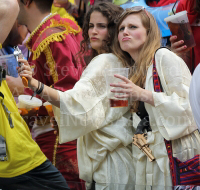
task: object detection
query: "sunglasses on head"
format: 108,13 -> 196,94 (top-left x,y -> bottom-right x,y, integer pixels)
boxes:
120,6 -> 150,19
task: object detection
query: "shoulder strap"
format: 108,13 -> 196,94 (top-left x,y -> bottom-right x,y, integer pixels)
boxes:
152,47 -> 171,92
152,47 -> 178,186
0,91 -> 14,129
153,46 -> 171,62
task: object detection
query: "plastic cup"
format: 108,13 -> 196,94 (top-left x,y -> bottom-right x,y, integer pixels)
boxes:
43,102 -> 54,117
104,68 -> 129,108
18,95 -> 42,109
0,54 -> 18,77
164,11 -> 196,51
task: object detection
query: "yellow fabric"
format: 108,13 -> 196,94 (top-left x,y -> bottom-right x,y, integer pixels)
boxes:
26,14 -> 80,60
51,0 -> 76,18
51,4 -> 75,18
113,0 -> 129,5
43,46 -> 58,83
0,80 -> 46,178
30,18 -> 80,60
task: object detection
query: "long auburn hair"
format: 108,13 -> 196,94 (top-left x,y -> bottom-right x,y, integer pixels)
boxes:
78,2 -> 123,64
112,9 -> 161,112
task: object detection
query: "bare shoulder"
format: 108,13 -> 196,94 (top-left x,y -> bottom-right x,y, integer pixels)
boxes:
0,0 -> 19,15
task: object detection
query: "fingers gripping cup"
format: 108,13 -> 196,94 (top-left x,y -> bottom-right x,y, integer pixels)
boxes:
105,68 -> 129,108
164,11 -> 196,51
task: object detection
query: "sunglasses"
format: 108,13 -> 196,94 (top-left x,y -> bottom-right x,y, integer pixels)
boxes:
119,6 -> 150,19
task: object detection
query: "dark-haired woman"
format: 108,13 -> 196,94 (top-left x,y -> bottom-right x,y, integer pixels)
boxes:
18,2 -> 135,190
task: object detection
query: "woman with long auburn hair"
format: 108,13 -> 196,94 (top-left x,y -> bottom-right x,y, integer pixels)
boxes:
112,7 -> 161,112
111,7 -> 200,189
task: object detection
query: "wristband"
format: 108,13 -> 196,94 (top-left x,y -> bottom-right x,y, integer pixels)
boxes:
0,43 -> 2,49
36,82 -> 44,95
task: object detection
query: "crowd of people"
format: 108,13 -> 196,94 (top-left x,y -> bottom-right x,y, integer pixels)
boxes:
0,0 -> 199,190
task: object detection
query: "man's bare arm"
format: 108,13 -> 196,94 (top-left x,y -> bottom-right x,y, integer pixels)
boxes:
0,0 -> 19,44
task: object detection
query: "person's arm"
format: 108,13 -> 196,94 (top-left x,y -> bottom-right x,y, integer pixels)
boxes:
19,31 -> 84,107
170,35 -> 187,53
19,54 -> 130,143
18,59 -> 61,107
169,0 -> 188,56
0,0 -> 19,44
53,0 -> 71,10
53,0 -> 79,16
170,36 -> 191,69
6,76 -> 25,96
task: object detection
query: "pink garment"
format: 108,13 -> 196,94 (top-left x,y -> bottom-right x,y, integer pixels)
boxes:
90,0 -> 95,5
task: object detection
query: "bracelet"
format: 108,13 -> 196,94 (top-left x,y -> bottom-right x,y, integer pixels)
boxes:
36,82 -> 44,95
0,43 -> 2,49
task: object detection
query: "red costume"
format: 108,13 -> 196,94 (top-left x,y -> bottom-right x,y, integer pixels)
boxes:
176,0 -> 200,72
25,13 -> 85,189
147,0 -> 177,7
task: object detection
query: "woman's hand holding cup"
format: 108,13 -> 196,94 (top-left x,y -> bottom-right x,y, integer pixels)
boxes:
170,35 -> 188,54
110,74 -> 143,101
110,74 -> 154,106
